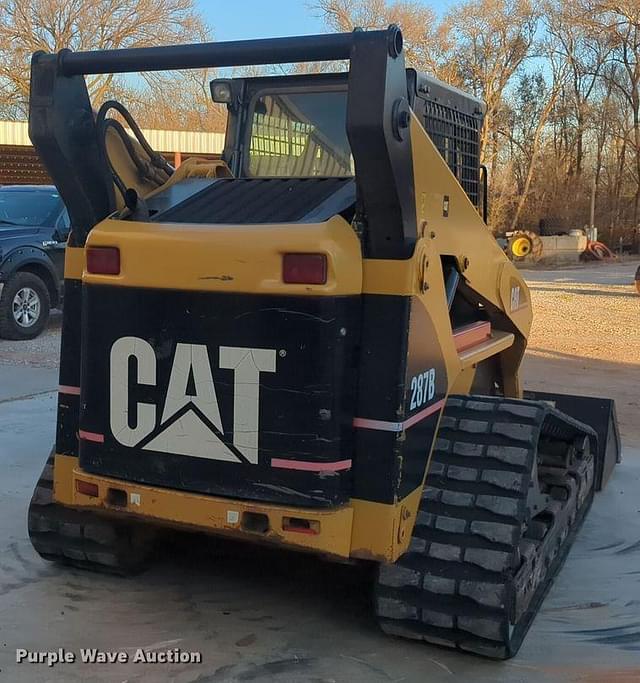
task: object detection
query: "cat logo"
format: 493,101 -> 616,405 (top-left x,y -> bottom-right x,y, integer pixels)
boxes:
109,337 -> 276,464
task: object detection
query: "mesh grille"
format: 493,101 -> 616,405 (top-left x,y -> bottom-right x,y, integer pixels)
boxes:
423,101 -> 481,206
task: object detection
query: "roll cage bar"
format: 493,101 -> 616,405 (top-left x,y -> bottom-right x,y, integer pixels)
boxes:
29,26 -> 416,258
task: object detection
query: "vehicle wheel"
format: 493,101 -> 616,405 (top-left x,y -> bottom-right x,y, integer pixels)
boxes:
0,271 -> 50,340
508,231 -> 543,262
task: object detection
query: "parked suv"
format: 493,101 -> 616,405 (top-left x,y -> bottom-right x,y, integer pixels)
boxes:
0,185 -> 68,340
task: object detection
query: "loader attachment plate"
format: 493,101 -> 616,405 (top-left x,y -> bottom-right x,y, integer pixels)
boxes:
524,390 -> 621,490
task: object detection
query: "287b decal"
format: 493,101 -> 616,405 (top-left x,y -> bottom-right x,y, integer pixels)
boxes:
409,368 -> 436,410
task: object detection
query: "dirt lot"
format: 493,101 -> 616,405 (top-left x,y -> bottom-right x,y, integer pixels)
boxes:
0,309 -> 61,368
524,259 -> 639,364
521,259 -> 640,446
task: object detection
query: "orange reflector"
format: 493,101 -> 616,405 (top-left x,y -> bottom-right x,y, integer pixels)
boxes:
282,253 -> 327,285
75,479 -> 99,497
282,517 -> 320,535
86,247 -> 120,275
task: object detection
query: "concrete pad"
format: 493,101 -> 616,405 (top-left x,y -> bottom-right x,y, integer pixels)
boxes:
521,258 -> 640,286
0,364 -> 58,402
0,393 -> 639,682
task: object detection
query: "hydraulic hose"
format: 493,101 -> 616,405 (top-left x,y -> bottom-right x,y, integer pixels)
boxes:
95,100 -> 173,199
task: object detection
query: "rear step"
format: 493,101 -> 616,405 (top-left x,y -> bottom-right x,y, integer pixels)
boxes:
375,395 -> 595,659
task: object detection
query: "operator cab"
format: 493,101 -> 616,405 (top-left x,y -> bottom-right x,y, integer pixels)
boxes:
145,73 -> 356,227
213,73 -> 352,179
146,70 -> 485,227
212,70 -> 484,209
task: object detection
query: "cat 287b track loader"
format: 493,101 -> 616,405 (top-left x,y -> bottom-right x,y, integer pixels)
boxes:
27,26 -> 620,658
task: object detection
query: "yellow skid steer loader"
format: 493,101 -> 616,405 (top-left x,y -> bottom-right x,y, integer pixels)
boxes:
27,26 -> 620,658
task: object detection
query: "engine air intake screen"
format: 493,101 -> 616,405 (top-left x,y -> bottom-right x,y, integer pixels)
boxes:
152,177 -> 356,224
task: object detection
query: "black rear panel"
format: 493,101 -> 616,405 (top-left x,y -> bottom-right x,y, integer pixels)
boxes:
78,285 -> 360,507
152,177 -> 355,224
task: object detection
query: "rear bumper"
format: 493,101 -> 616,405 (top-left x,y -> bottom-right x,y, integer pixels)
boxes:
53,454 -> 420,563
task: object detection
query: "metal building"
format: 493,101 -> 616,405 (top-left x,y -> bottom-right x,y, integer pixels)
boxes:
0,120 -> 224,185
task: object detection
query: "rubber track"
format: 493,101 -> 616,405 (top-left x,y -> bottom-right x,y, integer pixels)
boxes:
28,453 -> 155,575
374,395 -> 595,659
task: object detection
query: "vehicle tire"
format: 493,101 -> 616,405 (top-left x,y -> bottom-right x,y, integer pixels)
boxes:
0,271 -> 50,340
538,221 -> 554,236
508,231 -> 543,262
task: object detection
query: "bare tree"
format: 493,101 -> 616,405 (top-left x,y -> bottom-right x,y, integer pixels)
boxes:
0,0 -> 210,118
545,0 -> 611,179
125,70 -> 227,133
1,0 -> 639,241
449,0 -> 539,168
311,0 -> 461,83
592,1 -> 640,221
507,70 -> 565,231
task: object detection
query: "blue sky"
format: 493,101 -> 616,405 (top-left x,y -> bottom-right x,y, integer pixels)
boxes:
198,1 -> 456,41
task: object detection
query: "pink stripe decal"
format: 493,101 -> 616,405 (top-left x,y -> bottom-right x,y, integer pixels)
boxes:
403,399 -> 446,428
59,385 -> 81,395
353,399 -> 446,433
79,430 -> 105,443
271,458 -> 352,472
352,417 -> 403,432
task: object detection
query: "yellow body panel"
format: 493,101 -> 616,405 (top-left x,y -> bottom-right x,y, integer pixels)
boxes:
362,257 -> 418,295
85,214 -> 362,296
63,246 -> 85,280
409,115 -> 532,339
349,487 -> 422,560
54,454 -> 419,562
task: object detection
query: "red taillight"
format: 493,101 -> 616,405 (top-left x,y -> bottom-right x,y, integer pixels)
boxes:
282,253 -> 327,285
86,247 -> 120,275
75,479 -> 99,497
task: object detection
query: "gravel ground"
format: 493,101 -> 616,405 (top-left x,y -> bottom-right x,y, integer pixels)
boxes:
522,259 -> 640,364
0,309 -> 61,368
519,259 -> 640,446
